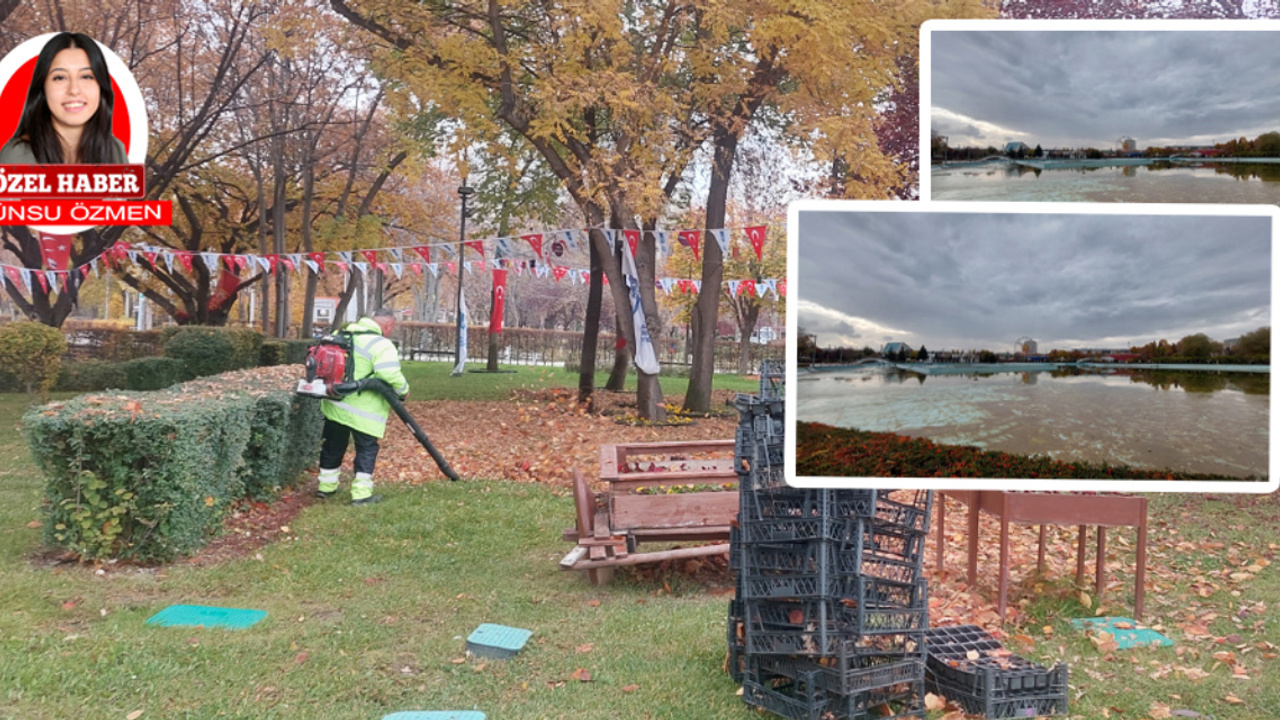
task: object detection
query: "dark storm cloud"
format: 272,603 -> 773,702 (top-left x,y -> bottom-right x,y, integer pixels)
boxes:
797,210 -> 1272,350
931,30 -> 1280,148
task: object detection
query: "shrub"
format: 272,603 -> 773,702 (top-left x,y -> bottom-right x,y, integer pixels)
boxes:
260,339 -> 314,367
24,365 -> 322,562
56,360 -> 129,392
0,321 -> 67,399
164,327 -> 236,377
223,327 -> 264,370
120,357 -> 191,391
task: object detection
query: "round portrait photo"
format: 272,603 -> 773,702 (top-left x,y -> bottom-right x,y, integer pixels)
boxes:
0,32 -> 148,232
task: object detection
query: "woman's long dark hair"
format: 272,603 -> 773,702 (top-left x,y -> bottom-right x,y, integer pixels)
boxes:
11,33 -> 117,164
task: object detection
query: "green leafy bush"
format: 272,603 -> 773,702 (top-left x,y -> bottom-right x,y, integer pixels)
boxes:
223,327 -> 264,370
24,366 -> 323,562
260,339 -> 314,366
164,327 -> 237,378
120,357 -> 191,390
56,361 -> 129,392
0,321 -> 67,398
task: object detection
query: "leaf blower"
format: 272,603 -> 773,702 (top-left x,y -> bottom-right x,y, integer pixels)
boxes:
297,333 -> 460,481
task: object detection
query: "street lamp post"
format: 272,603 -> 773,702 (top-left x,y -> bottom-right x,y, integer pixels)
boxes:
453,183 -> 474,374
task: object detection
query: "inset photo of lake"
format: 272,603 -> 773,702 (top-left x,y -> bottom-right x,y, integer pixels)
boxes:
786,203 -> 1278,492
921,22 -> 1280,204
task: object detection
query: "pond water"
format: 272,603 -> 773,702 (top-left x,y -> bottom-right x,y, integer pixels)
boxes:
795,367 -> 1269,478
929,161 -> 1280,204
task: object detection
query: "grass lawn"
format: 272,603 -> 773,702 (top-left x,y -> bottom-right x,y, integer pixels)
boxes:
2,374 -> 1279,719
397,361 -> 760,403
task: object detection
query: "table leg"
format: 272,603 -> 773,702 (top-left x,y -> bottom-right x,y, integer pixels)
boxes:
1095,526 -> 1107,606
967,501 -> 980,587
1136,500 -> 1148,620
935,495 -> 946,572
1037,525 -> 1047,575
1076,525 -> 1087,586
998,506 -> 1011,617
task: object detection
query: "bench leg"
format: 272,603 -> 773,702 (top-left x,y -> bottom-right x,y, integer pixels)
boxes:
587,567 -> 614,586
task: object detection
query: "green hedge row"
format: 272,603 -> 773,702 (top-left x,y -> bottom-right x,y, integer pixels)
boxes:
259,339 -> 315,367
55,357 -> 192,392
24,366 -> 323,562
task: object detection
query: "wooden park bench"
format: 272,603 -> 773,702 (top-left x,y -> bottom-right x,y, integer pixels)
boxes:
560,440 -> 739,585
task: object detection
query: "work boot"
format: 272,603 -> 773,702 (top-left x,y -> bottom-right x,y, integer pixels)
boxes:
316,467 -> 341,499
351,494 -> 382,506
316,489 -> 337,499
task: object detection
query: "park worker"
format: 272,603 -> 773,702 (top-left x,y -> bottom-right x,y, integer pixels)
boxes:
316,308 -> 409,505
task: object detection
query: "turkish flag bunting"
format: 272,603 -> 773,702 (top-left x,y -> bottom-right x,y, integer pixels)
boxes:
266,254 -> 279,273
553,265 -> 568,282
308,252 -> 325,271
623,229 -> 640,258
80,266 -> 90,280
778,279 -> 787,297
144,251 -> 158,268
176,252 -> 193,272
35,272 -> 48,293
522,233 -> 543,259
490,269 -> 507,334
477,260 -> 485,274
282,257 -> 295,272
464,240 -> 484,258
361,250 -> 379,265
224,255 -> 238,271
742,279 -> 756,297
334,261 -> 348,275
745,225 -> 767,261
39,234 -> 73,271
410,263 -> 422,276
677,230 -> 701,261
446,261 -> 456,275
413,246 -> 431,263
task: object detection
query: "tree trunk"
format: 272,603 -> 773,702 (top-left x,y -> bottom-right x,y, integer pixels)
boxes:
578,231 -> 602,406
684,131 -> 736,412
300,155 -> 317,338
736,301 -> 761,375
605,310 -> 628,391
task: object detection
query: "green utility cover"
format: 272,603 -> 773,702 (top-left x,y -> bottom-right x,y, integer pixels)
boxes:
145,604 -> 267,630
466,623 -> 532,659
1071,616 -> 1172,649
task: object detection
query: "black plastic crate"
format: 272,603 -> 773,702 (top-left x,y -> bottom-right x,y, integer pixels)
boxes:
740,515 -> 857,545
754,652 -> 925,696
744,661 -> 925,720
759,359 -> 785,400
727,598 -> 745,683
744,578 -> 927,635
857,518 -> 928,569
872,492 -> 932,534
736,463 -> 789,493
741,488 -> 877,523
924,625 -> 1069,718
746,625 -> 925,659
740,538 -> 923,586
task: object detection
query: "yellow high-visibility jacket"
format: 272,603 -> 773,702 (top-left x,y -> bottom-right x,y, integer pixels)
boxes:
320,317 -> 409,438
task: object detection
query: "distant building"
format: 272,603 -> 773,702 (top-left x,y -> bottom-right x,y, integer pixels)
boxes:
881,342 -> 914,357
1119,136 -> 1137,154
1004,141 -> 1031,155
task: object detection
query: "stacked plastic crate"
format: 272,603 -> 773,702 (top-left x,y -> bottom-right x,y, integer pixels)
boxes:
923,625 -> 1069,718
728,380 -> 933,720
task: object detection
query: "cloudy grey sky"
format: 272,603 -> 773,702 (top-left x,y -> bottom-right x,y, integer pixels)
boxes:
797,210 -> 1271,352
931,30 -> 1280,150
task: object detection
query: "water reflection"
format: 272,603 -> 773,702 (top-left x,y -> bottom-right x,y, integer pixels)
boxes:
797,366 -> 1269,477
934,160 -> 1280,203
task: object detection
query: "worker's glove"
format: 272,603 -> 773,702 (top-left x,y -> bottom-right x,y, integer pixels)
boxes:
398,391 -> 409,401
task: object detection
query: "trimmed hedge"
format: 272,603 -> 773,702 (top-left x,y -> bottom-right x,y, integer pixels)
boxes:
0,321 -> 67,397
55,357 -> 191,392
24,365 -> 323,562
260,339 -> 314,367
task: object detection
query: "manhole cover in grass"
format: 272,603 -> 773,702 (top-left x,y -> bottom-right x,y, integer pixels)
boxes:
145,604 -> 266,630
466,623 -> 532,659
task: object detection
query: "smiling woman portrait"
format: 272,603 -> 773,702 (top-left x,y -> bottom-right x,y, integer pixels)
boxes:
0,32 -> 126,165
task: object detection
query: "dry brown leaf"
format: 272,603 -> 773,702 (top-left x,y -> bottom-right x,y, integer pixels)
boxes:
126,712 -> 143,720
1224,693 -> 1245,705
621,684 -> 640,693
576,643 -> 594,653
1150,701 -> 1172,719
569,667 -> 592,682
924,693 -> 947,711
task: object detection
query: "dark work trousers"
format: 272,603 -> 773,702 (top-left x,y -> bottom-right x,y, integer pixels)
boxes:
319,418 -> 380,475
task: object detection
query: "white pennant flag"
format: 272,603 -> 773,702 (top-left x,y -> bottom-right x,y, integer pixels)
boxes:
764,278 -> 778,299
45,270 -> 57,289
660,277 -> 675,295
256,255 -> 271,272
452,292 -> 468,376
163,252 -> 175,273
727,280 -> 741,297
21,269 -> 33,294
91,258 -> 99,277
201,252 -> 219,270
464,261 -> 473,276
756,281 -> 770,298
388,248 -> 403,262
654,230 -> 670,257
305,259 -> 320,275
693,280 -> 702,293
496,238 -> 513,257
604,229 -> 617,246
428,263 -> 439,278
391,263 -> 403,278
535,263 -> 548,278
127,250 -> 140,265
562,229 -> 578,250
709,229 -> 730,256
439,244 -> 457,257
355,262 -> 370,277
625,271 -> 660,375
338,251 -> 353,263
289,254 -> 304,275
621,240 -> 639,280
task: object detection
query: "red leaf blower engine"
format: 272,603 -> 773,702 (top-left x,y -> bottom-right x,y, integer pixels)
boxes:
297,333 -> 460,481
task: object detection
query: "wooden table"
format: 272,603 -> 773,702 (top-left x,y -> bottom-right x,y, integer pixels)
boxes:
935,491 -> 1148,619
561,440 -> 739,584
